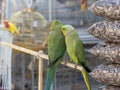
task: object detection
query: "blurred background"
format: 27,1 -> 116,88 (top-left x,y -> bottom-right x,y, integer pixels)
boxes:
0,0 -> 104,90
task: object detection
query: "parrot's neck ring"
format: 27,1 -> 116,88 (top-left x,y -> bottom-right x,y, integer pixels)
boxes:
66,30 -> 75,37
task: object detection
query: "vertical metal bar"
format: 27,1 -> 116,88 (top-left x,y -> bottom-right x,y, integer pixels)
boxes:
70,72 -> 72,90
53,0 -> 55,19
48,0 -> 52,22
31,56 -> 35,90
75,0 -> 78,25
54,77 -> 57,90
6,1 -> 11,89
6,0 -> 10,20
38,51 -> 43,90
48,0 -> 54,85
21,54 -> 25,90
1,60 -> 3,89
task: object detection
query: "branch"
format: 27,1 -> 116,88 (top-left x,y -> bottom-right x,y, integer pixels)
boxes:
0,41 -> 83,71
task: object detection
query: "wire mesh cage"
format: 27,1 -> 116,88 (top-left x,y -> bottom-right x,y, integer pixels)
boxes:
0,65 -> 10,90
9,8 -> 49,51
0,30 -> 13,90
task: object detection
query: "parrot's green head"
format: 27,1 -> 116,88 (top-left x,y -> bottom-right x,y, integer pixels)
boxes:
61,25 -> 75,36
47,20 -> 63,31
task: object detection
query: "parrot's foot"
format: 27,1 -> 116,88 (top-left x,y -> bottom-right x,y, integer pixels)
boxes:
36,50 -> 43,59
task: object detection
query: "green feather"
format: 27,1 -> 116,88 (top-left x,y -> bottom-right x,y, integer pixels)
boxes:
61,25 -> 91,90
45,20 -> 66,90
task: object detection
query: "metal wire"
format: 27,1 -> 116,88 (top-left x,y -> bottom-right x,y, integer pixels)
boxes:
25,0 -> 33,8
0,31 -> 13,90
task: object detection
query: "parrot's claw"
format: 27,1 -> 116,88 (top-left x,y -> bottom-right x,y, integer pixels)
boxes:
36,51 -> 43,59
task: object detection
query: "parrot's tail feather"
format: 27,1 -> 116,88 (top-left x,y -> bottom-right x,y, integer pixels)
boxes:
82,63 -> 91,73
81,68 -> 91,90
47,55 -> 63,68
45,67 -> 57,90
45,60 -> 61,90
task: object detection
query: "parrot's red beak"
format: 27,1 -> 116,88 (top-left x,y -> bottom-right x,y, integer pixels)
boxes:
3,20 -> 9,28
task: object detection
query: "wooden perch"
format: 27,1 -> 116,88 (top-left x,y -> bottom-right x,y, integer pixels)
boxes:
0,41 -> 83,71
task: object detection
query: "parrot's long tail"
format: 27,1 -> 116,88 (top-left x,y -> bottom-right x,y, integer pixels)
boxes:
45,66 -> 57,90
81,68 -> 91,90
45,58 -> 62,90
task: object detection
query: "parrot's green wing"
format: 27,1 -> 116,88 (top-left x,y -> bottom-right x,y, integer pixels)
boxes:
61,25 -> 91,90
74,36 -> 91,90
74,36 -> 86,64
74,35 -> 91,72
45,22 -> 66,90
48,30 -> 66,63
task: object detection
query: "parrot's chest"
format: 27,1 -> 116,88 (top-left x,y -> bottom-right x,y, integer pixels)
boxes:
65,37 -> 76,58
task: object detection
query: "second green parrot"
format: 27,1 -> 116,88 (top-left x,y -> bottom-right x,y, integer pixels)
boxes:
45,20 -> 66,90
61,25 -> 91,90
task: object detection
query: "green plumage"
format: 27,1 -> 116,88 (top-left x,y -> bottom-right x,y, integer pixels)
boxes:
61,25 -> 91,90
45,20 -> 66,90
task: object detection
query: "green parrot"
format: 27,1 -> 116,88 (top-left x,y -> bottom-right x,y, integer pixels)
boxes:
45,20 -> 66,90
61,25 -> 91,90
